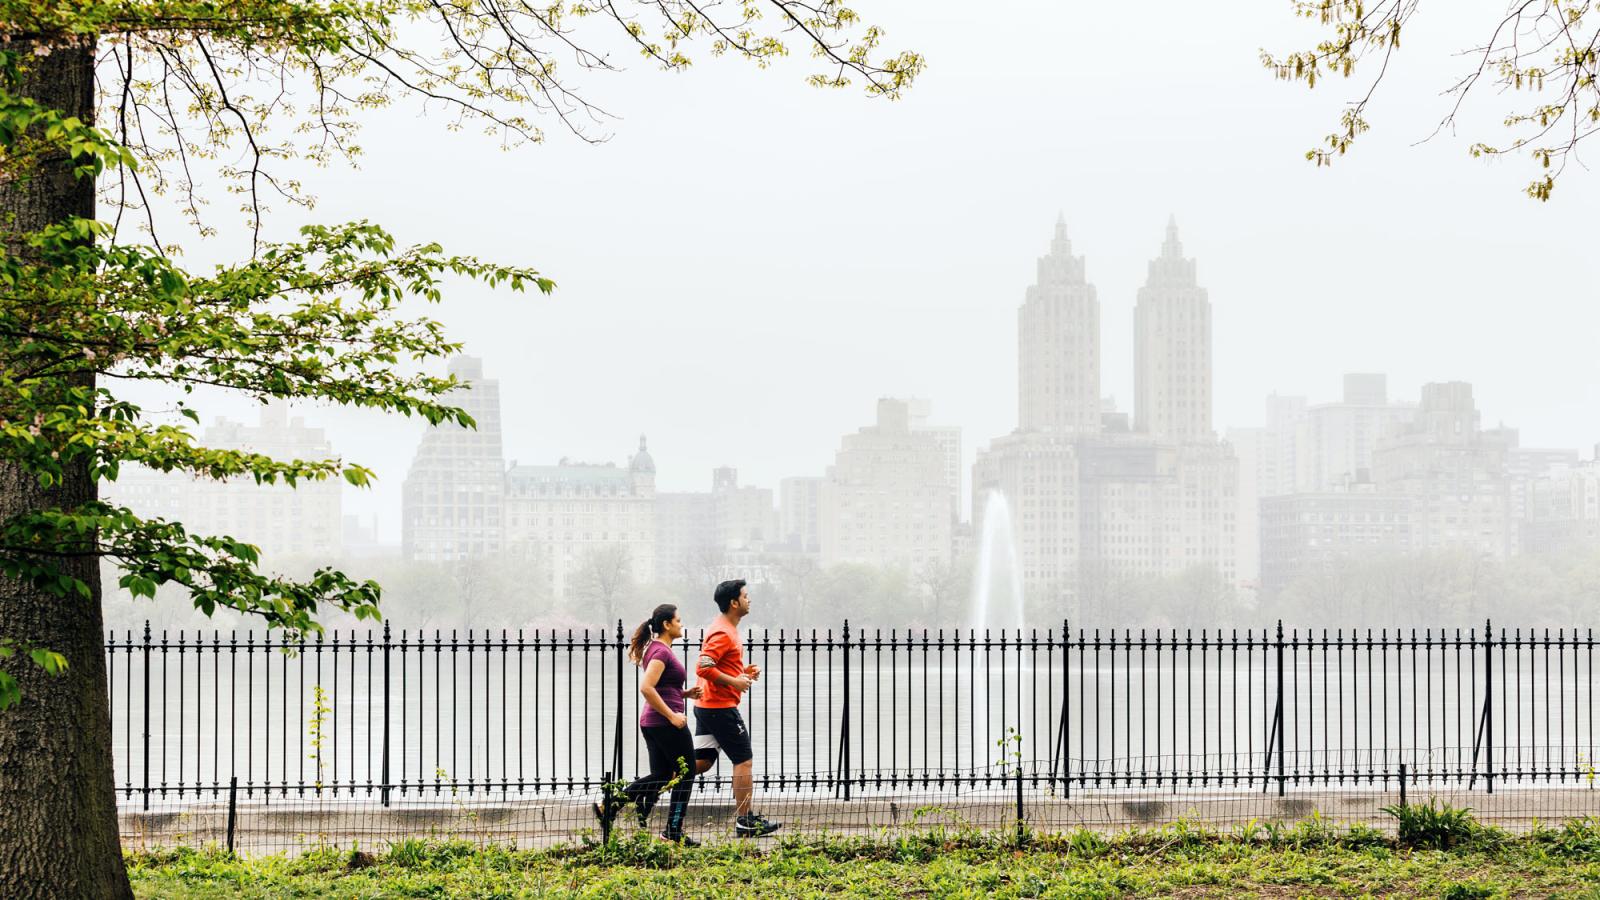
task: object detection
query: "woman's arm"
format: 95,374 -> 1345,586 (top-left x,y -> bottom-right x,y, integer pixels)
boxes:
638,658 -> 681,725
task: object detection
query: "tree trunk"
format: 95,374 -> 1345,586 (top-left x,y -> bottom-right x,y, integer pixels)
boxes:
0,38 -> 133,899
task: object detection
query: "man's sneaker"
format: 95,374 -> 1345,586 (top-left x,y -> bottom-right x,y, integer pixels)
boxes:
735,813 -> 781,838
662,832 -> 701,847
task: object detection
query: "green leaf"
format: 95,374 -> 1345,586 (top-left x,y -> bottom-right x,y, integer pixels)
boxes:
27,648 -> 68,676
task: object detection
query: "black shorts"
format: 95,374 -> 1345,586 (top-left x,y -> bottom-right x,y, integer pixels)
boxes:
693,706 -> 753,766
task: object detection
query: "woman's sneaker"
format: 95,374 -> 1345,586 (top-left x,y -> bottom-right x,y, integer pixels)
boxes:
592,786 -> 626,825
735,813 -> 781,837
662,832 -> 701,847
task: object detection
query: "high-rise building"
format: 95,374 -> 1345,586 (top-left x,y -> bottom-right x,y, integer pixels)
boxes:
657,468 -> 777,583
401,356 -> 505,561
1246,380 -> 1415,501
1243,378 -> 1415,591
1134,217 -> 1212,440
712,467 -> 778,550
1226,426 -> 1263,585
907,398 -> 963,521
1519,450 -> 1600,552
106,403 -> 343,560
1260,394 -> 1310,496
1507,444 -> 1581,528
1304,374 -> 1415,491
1371,382 -> 1514,558
779,476 -> 824,553
1019,215 -> 1101,434
655,491 -> 717,584
820,398 -> 955,569
971,431 -> 1081,590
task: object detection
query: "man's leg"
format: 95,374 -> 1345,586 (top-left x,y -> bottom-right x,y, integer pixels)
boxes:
692,707 -> 720,776
732,759 -> 753,818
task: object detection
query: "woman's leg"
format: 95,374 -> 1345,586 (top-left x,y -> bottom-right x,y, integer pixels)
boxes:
626,725 -> 679,824
662,725 -> 697,839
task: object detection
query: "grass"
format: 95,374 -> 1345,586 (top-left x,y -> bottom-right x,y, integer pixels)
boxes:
127,813 -> 1600,899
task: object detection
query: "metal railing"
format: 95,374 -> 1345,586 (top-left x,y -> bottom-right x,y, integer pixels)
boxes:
106,620 -> 1599,810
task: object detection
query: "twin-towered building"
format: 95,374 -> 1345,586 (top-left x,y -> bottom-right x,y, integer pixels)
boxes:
973,216 -> 1238,603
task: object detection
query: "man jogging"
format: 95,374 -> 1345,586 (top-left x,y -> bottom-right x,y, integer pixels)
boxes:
692,579 -> 781,837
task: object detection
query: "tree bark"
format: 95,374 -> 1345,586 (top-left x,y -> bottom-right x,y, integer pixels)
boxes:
0,38 -> 133,899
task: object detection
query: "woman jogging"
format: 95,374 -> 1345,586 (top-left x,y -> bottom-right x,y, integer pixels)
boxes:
599,603 -> 702,844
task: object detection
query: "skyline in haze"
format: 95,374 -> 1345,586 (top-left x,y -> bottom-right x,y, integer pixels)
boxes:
313,206 -> 1595,530
135,0 -> 1597,528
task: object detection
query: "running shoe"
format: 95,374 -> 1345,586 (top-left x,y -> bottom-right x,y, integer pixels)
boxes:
591,787 -> 626,825
735,813 -> 781,838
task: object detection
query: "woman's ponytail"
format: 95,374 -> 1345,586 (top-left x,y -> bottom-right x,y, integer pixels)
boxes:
627,603 -> 678,666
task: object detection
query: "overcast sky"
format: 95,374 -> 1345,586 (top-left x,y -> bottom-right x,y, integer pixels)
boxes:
159,0 -> 1600,534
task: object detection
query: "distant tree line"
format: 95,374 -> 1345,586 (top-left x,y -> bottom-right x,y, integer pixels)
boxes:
102,542 -> 1600,636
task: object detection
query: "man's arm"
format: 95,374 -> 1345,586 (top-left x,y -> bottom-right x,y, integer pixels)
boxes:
696,632 -> 752,692
695,631 -> 724,678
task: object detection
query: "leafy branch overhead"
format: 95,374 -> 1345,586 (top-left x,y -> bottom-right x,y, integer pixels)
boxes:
1265,0 -> 1600,199
0,67 -> 550,705
0,0 -> 922,713
5,0 -> 925,248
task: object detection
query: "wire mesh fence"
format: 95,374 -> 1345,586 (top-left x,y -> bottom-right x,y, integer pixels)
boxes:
109,621 -> 1600,854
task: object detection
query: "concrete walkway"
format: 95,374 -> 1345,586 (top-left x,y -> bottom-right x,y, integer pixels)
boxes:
118,785 -> 1599,856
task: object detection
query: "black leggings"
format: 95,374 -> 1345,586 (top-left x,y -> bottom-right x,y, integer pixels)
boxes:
623,724 -> 696,836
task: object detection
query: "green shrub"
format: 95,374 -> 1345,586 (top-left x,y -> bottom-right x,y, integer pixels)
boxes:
1341,823 -> 1389,850
1288,812 -> 1338,848
1529,815 -> 1600,858
1067,828 -> 1108,858
1381,800 -> 1479,850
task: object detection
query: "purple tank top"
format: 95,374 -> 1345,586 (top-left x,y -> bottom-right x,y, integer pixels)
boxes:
639,641 -> 687,728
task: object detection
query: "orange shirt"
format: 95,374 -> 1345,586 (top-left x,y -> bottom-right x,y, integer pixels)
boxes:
695,620 -> 744,709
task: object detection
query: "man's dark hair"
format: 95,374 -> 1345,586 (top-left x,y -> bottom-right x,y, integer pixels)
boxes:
713,579 -> 747,613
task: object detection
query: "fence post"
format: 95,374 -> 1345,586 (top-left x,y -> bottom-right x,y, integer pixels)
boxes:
1484,618 -> 1494,795
1275,620 -> 1286,798
1398,762 -> 1408,807
142,620 -> 151,812
225,775 -> 238,856
612,619 -> 624,781
841,620 -> 851,802
1014,761 -> 1026,847
1053,618 -> 1070,797
381,622 -> 392,808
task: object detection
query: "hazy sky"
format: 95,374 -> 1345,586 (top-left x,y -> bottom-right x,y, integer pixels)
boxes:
157,0 -> 1600,534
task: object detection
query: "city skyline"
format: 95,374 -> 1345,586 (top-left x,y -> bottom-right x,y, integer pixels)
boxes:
102,219 -> 1600,625
77,1 -> 1599,558
233,0 -> 1595,533
290,212 -> 1594,533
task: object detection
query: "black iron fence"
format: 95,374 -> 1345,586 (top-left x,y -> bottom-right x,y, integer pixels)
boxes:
107,620 -> 1599,811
